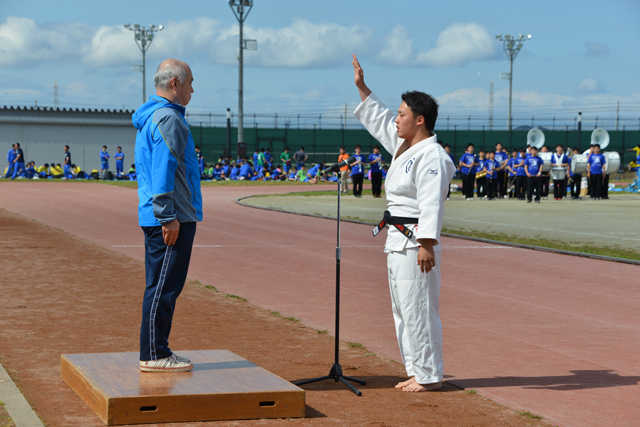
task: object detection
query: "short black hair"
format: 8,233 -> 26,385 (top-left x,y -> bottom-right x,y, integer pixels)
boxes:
44,163 -> 49,167
117,146 -> 122,149
16,143 -> 20,147
300,147 -> 305,151
102,145 -> 107,149
443,144 -> 451,149
467,143 -> 474,148
373,145 -> 380,150
489,150 -> 495,154
401,91 -> 439,132
64,145 -> 69,149
496,142 -> 503,147
339,146 -> 345,150
355,144 -> 361,149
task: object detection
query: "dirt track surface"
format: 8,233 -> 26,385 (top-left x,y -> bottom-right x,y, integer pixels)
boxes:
0,206 -> 548,427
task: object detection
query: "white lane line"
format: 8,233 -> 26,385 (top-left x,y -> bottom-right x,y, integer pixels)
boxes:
444,216 -> 640,242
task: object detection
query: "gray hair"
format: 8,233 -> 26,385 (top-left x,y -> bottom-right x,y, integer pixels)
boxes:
154,60 -> 188,90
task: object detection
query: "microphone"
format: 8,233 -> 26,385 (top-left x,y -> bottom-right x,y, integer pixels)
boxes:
319,156 -> 357,177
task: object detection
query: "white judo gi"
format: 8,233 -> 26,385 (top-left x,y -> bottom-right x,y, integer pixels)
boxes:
354,93 -> 455,384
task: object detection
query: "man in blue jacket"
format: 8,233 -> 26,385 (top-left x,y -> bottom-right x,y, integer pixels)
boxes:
5,143 -> 16,178
133,59 -> 203,373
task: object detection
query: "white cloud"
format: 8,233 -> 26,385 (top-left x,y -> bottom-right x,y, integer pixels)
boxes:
0,17 -> 90,67
576,77 -> 605,93
0,16 -> 373,70
416,23 -> 497,67
584,42 -> 609,58
376,25 -> 413,65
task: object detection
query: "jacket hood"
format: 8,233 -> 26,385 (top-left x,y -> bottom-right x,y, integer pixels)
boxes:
132,95 -> 185,131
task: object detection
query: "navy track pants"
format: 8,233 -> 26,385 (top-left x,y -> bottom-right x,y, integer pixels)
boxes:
140,222 -> 196,361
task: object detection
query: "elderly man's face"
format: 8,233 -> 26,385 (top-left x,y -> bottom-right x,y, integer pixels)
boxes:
175,65 -> 194,106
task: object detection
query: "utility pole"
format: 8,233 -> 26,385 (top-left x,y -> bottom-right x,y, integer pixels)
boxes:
125,23 -> 163,103
229,0 -> 257,158
615,101 -> 620,131
488,80 -> 494,131
496,33 -> 532,131
53,80 -> 59,109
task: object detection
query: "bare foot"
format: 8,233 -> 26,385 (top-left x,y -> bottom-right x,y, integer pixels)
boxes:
403,381 -> 442,392
395,377 -> 416,388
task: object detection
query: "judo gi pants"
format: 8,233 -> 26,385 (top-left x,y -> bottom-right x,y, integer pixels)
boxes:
387,247 -> 443,384
140,222 -> 196,361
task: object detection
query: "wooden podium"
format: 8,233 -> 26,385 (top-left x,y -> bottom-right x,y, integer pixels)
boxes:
60,350 -> 305,425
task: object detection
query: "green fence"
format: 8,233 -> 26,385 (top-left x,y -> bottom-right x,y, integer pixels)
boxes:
190,125 -> 640,167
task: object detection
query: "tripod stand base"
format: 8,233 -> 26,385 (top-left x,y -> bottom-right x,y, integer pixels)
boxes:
294,363 -> 366,396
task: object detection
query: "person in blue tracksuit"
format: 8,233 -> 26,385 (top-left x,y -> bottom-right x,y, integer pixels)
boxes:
100,146 -> 110,177
239,162 -> 253,180
506,149 -> 519,199
524,146 -> 543,203
229,164 -> 240,180
351,144 -> 365,197
5,143 -> 16,178
11,143 -> 26,180
114,146 -> 125,177
133,59 -> 202,373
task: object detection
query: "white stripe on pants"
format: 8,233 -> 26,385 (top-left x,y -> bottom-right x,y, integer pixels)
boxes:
387,247 -> 443,384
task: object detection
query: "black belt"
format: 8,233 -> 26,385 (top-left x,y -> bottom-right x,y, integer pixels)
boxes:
372,211 -> 418,239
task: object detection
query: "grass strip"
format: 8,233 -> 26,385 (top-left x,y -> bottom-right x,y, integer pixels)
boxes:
442,227 -> 640,262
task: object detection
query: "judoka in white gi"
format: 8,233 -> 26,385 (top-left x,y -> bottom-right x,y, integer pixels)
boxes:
352,55 -> 455,392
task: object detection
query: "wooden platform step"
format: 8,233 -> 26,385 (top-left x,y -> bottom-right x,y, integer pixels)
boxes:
61,350 -> 305,425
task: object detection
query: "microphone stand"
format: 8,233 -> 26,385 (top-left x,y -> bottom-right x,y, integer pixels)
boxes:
294,174 -> 366,396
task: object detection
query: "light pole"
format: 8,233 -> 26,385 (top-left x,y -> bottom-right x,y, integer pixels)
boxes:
495,33 -> 531,131
229,0 -> 257,158
125,23 -> 163,103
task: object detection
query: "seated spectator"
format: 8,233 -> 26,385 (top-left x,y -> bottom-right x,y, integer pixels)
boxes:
288,167 -> 298,181
629,160 -> 638,173
51,164 -> 64,178
127,164 -> 137,180
72,164 -> 85,179
238,161 -> 254,180
211,164 -> 223,181
307,162 -> 325,183
229,164 -> 240,180
296,165 -> 308,182
22,161 -> 36,179
37,163 -> 49,178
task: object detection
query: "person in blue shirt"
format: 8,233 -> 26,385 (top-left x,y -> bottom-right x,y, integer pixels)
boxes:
265,148 -> 273,166
514,149 -> 528,200
252,149 -> 259,169
506,149 -> 519,199
368,145 -> 385,197
587,144 -> 606,200
350,144 -> 366,197
100,146 -> 110,177
229,164 -> 240,180
5,143 -> 16,178
476,150 -> 487,199
11,143 -> 27,180
239,162 -> 253,180
524,146 -> 543,203
287,168 -> 298,181
494,143 -> 509,198
114,146 -> 125,177
210,163 -> 223,181
22,161 -> 37,179
459,143 -> 478,200
485,151 -> 499,200
306,162 -> 324,183
443,143 -> 455,200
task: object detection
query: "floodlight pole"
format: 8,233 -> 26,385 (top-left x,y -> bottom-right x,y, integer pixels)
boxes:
229,0 -> 254,157
496,34 -> 531,131
125,23 -> 163,103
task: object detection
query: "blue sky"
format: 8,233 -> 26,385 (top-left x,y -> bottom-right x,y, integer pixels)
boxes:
1,0 -> 639,130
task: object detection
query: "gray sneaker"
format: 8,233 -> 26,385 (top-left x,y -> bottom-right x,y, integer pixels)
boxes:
140,354 -> 193,372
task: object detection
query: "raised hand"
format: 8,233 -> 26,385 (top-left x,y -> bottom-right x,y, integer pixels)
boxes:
352,54 -> 371,101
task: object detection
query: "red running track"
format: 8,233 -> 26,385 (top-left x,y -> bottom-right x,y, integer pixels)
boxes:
1,182 -> 639,427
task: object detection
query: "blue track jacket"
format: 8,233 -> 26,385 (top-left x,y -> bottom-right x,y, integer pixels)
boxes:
133,95 -> 203,227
